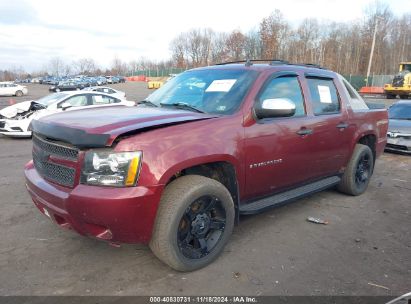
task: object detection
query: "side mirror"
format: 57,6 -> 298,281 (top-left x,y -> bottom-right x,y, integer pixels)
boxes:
254,98 -> 296,119
60,102 -> 72,110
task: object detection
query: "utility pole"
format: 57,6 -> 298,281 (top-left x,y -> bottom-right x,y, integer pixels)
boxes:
366,16 -> 383,86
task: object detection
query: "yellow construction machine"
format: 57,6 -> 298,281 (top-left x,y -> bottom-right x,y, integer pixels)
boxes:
384,62 -> 411,99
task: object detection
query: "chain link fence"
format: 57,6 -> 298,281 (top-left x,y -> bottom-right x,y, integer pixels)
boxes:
127,68 -> 186,77
343,75 -> 394,90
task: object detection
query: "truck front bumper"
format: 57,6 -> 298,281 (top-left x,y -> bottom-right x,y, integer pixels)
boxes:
24,160 -> 164,244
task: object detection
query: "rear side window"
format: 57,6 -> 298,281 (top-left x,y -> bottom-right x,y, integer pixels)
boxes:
307,78 -> 340,115
339,76 -> 369,111
259,76 -> 306,117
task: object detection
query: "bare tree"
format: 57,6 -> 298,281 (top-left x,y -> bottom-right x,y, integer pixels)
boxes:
48,57 -> 64,77
74,58 -> 98,75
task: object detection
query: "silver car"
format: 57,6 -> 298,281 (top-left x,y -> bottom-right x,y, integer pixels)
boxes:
385,100 -> 411,154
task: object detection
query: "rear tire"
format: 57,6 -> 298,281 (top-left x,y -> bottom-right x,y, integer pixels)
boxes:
386,94 -> 396,99
150,175 -> 235,271
338,144 -> 374,196
15,90 -> 23,97
399,95 -> 409,99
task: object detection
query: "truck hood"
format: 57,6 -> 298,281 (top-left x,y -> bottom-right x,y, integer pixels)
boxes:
31,106 -> 218,148
388,119 -> 411,134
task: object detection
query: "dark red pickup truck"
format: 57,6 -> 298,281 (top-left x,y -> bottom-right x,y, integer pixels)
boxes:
25,62 -> 388,271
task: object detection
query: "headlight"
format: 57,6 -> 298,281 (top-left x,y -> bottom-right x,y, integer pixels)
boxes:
81,151 -> 142,187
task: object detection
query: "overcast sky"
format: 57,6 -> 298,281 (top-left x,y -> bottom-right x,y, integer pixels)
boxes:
0,0 -> 408,72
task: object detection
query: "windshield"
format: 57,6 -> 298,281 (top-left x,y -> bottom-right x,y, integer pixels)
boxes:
389,103 -> 411,120
36,93 -> 69,106
146,69 -> 259,115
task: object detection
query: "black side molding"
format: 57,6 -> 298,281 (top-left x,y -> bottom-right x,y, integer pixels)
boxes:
240,176 -> 341,215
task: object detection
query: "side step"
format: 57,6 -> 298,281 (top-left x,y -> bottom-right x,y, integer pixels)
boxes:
239,176 -> 341,215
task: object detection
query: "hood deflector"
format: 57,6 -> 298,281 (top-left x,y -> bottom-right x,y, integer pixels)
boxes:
31,114 -> 216,149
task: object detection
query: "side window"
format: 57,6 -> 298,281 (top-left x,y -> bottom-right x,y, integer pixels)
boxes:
91,94 -> 117,105
258,76 -> 305,117
306,78 -> 340,115
62,95 -> 88,107
341,77 -> 369,111
343,80 -> 357,99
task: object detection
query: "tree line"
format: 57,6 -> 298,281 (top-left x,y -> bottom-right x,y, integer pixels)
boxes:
169,4 -> 410,75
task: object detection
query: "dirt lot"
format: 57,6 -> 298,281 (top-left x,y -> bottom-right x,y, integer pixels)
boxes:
0,83 -> 410,296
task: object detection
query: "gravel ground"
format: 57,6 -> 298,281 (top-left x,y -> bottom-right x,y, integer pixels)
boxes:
0,83 -> 410,296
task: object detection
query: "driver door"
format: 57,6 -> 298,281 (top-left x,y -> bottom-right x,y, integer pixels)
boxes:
244,73 -> 315,200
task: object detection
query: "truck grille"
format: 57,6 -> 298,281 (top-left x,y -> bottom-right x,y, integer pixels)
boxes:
32,134 -> 79,187
33,134 -> 79,160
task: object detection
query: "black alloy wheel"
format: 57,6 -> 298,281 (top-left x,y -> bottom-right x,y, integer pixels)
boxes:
177,195 -> 226,259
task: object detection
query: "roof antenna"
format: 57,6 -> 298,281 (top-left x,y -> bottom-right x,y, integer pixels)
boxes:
245,59 -> 253,67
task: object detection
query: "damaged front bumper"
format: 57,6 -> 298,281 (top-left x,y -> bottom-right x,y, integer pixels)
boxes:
25,160 -> 164,244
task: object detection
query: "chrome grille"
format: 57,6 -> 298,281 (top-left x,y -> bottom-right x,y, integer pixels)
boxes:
32,133 -> 78,187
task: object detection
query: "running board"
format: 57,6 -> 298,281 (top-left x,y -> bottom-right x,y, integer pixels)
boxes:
239,176 -> 341,215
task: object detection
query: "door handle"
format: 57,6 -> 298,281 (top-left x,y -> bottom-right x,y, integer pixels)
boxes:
296,128 -> 313,136
336,122 -> 349,129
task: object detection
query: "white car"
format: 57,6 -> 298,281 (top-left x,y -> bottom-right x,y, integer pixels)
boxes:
0,91 -> 135,138
82,86 -> 126,99
0,82 -> 28,97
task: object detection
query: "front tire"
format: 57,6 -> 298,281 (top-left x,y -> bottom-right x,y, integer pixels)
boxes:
338,144 -> 374,196
386,94 -> 396,99
15,90 -> 23,97
150,175 -> 235,271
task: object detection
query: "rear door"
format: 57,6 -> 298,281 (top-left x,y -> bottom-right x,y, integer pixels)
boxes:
302,74 -> 352,177
244,72 -> 315,199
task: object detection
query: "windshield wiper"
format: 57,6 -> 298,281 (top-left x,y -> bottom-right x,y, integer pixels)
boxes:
138,100 -> 158,107
160,102 -> 205,113
390,117 -> 411,120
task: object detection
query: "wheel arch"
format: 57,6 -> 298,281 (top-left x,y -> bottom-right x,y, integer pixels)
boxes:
354,132 -> 377,165
160,158 -> 241,224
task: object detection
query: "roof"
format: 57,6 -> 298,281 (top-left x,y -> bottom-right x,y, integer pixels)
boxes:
395,100 -> 411,105
191,62 -> 337,78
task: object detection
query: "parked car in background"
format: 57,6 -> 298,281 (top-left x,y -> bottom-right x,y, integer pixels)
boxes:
0,91 -> 135,137
117,76 -> 126,83
24,62 -> 388,271
0,82 -> 28,97
385,100 -> 411,154
82,86 -> 126,99
106,76 -> 120,84
49,81 -> 85,92
96,76 -> 108,86
85,77 -> 98,87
